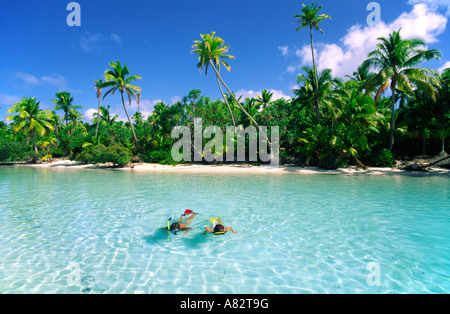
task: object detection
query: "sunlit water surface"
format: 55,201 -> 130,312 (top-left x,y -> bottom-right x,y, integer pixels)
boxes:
0,166 -> 449,294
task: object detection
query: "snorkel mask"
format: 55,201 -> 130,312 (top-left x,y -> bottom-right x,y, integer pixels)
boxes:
167,218 -> 180,233
210,217 -> 225,235
213,225 -> 225,235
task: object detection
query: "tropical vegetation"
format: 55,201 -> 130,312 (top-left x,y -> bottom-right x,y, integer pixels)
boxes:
1,2 -> 448,169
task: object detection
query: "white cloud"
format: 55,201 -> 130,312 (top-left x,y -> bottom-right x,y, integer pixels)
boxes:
41,74 -> 67,90
286,65 -> 296,73
278,46 -> 289,56
80,32 -> 103,52
391,4 -> 447,43
109,98 -> 162,122
408,0 -> 450,16
14,72 -> 40,86
13,71 -> 79,92
235,89 -> 291,101
170,96 -> 182,104
110,34 -> 122,45
439,61 -> 450,73
296,3 -> 447,77
83,108 -> 98,123
80,32 -> 124,52
296,45 -> 314,65
0,93 -> 22,107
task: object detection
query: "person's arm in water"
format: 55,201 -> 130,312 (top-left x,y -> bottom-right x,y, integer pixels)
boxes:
218,218 -> 236,233
205,226 -> 213,233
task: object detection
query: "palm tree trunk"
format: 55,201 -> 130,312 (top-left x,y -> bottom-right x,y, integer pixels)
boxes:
121,92 -> 139,146
95,97 -> 101,139
441,136 -> 447,156
65,110 -> 69,126
209,61 -> 260,129
441,104 -> 447,156
422,136 -> 427,156
33,131 -> 38,162
208,61 -> 272,147
216,75 -> 236,128
310,26 -> 321,125
389,85 -> 396,152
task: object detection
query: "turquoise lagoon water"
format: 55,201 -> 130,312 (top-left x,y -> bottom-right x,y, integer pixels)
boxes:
0,166 -> 449,294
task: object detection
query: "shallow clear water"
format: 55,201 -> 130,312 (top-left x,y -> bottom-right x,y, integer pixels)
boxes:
0,166 -> 449,294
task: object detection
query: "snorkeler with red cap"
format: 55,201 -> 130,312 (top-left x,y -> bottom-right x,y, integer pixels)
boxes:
166,210 -> 199,234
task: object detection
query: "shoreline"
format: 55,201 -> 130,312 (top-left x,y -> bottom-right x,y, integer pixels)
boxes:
4,159 -> 450,177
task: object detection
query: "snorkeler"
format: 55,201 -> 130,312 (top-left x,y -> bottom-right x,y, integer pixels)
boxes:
166,210 -> 199,234
205,217 -> 236,235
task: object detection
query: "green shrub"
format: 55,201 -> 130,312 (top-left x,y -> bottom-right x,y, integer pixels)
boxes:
0,146 -> 11,162
103,144 -> 132,166
146,150 -> 178,165
74,144 -> 132,167
373,149 -> 396,167
91,144 -> 109,164
0,137 -> 33,163
73,150 -> 94,164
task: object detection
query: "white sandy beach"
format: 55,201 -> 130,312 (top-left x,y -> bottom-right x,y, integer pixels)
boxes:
10,159 -> 450,177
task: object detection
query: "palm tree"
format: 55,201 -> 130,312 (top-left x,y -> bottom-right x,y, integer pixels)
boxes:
239,98 -> 262,127
132,111 -> 144,125
188,89 -> 201,116
363,29 -> 441,151
136,92 -> 142,115
94,79 -> 105,138
294,67 -> 344,123
293,2 -> 331,124
255,89 -> 274,110
37,136 -> 58,162
102,60 -> 142,145
192,32 -> 259,129
51,91 -> 83,126
93,105 -> 118,126
6,97 -> 54,161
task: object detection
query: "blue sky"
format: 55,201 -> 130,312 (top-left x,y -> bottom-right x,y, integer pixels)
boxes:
0,0 -> 449,122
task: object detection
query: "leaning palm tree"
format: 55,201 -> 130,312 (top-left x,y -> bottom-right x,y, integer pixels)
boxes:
102,60 -> 142,145
94,79 -> 105,138
6,97 -> 54,161
363,29 -> 441,151
192,32 -> 260,129
293,2 -> 331,124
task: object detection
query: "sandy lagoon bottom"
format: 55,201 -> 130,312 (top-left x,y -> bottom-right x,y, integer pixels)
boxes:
0,166 -> 449,293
